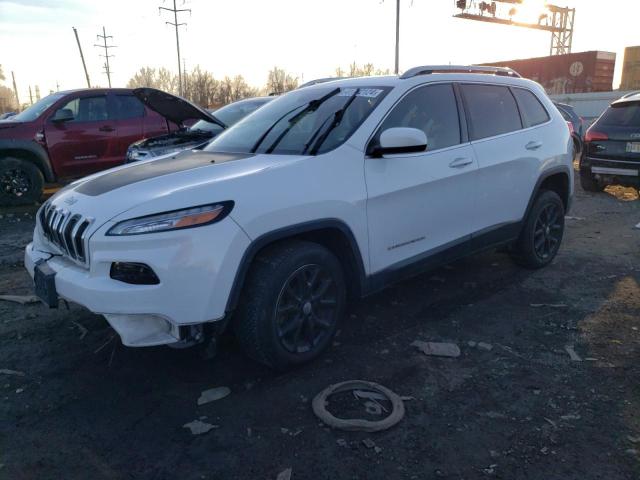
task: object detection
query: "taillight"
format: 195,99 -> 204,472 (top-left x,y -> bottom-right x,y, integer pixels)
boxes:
584,129 -> 608,143
566,121 -> 574,135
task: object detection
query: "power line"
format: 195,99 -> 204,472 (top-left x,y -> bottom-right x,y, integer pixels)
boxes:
159,0 -> 190,96
94,26 -> 117,88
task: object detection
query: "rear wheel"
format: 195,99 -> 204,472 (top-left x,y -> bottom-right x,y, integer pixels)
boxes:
579,168 -> 604,192
0,157 -> 44,206
511,190 -> 565,269
234,240 -> 346,369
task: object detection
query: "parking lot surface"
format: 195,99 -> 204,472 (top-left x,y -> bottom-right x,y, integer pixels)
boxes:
1,177 -> 639,479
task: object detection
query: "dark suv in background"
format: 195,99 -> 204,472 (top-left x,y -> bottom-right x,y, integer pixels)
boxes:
580,92 -> 640,192
0,88 -> 174,205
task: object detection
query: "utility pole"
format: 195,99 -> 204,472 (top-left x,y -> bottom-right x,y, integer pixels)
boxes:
11,71 -> 19,108
394,0 -> 400,74
35,85 -> 41,101
94,26 -> 116,88
72,27 -> 92,88
28,86 -> 33,105
159,0 -> 190,96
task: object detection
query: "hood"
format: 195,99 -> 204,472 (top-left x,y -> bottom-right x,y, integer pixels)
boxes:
132,87 -> 227,129
44,150 -> 306,233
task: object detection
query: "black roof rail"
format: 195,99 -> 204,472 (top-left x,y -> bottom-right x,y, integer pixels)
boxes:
400,65 -> 521,80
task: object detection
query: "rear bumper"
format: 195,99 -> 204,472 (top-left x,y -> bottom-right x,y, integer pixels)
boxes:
581,156 -> 640,186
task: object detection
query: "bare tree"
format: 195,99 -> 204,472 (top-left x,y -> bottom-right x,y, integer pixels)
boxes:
338,62 -> 390,78
126,67 -> 159,88
0,65 -> 5,82
126,66 -> 262,109
0,85 -> 17,113
266,66 -> 298,95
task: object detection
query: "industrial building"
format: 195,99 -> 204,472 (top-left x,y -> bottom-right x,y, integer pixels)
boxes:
482,51 -> 616,94
621,46 -> 640,91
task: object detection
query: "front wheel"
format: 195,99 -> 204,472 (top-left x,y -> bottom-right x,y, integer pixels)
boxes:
234,240 -> 346,369
0,157 -> 44,206
511,190 -> 565,269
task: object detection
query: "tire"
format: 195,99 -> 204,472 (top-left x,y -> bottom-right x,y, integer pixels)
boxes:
579,168 -> 604,192
234,240 -> 346,370
511,190 -> 565,269
0,157 -> 44,206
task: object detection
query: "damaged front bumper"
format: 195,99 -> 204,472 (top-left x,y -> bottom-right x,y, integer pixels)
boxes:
24,216 -> 251,347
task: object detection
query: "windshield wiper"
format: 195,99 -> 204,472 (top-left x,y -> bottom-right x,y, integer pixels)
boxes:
251,87 -> 341,154
306,88 -> 360,155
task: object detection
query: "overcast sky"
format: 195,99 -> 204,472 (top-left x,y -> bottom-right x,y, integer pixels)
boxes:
0,0 -> 637,101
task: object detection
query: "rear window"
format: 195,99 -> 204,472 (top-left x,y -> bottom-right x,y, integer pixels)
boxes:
599,102 -> 640,127
512,88 -> 549,127
461,84 -> 522,140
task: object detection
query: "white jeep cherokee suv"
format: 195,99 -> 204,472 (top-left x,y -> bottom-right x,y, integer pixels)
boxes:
25,66 -> 573,369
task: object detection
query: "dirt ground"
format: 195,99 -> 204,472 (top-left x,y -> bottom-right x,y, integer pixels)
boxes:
1,175 -> 639,480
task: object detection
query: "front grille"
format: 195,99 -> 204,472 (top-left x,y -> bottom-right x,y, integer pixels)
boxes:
39,202 -> 92,264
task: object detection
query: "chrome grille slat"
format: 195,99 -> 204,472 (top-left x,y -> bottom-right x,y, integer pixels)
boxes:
39,202 -> 92,266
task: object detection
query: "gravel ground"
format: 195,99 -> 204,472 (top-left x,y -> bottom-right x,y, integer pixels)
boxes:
0,177 -> 639,480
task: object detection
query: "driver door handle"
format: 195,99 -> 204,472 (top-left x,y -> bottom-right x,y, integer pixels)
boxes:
99,125 -> 115,132
449,157 -> 473,169
526,141 -> 543,150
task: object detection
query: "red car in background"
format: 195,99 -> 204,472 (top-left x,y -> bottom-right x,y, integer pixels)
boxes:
0,88 -> 177,205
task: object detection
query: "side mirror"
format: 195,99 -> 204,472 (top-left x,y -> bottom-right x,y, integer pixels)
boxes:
370,127 -> 427,157
51,108 -> 75,123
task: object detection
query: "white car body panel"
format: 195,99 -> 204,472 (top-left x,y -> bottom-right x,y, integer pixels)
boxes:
24,71 -> 573,348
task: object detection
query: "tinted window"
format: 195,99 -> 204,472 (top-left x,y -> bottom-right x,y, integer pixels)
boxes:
114,95 -> 145,120
461,84 -> 522,140
376,83 -> 460,151
513,88 -> 549,127
56,96 -> 108,122
599,102 -> 640,127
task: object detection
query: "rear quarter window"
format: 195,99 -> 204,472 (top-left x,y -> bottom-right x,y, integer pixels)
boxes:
512,88 -> 550,127
461,84 -> 522,140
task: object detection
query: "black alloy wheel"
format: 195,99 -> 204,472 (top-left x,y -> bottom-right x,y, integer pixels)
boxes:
533,203 -> 563,261
275,264 -> 339,354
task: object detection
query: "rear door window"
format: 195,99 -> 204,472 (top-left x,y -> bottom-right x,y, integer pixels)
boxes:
113,95 -> 145,120
599,102 -> 640,127
461,84 -> 522,140
512,88 -> 550,127
375,83 -> 461,151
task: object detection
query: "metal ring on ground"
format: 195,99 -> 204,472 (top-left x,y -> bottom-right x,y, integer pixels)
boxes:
312,380 -> 405,432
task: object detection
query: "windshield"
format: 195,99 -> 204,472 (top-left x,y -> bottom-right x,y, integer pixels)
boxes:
204,86 -> 390,155
600,102 -> 640,127
11,93 -> 65,122
188,99 -> 271,134
189,120 -> 225,134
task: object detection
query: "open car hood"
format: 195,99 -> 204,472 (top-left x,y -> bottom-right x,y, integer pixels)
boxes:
132,87 -> 227,129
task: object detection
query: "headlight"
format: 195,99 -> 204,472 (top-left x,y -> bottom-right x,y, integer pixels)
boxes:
106,202 -> 234,236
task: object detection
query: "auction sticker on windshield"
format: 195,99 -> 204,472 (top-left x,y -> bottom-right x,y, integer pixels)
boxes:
338,88 -> 384,98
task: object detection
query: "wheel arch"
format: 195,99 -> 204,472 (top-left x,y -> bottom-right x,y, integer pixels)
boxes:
523,166 -> 571,221
0,140 -> 55,182
225,219 -> 367,314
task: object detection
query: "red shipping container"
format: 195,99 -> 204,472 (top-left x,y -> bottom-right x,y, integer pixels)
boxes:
481,51 -> 616,94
